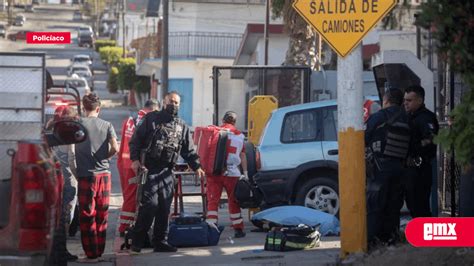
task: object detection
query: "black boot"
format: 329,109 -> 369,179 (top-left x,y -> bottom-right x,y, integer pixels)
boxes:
234,229 -> 246,238
153,241 -> 177,252
65,251 -> 78,262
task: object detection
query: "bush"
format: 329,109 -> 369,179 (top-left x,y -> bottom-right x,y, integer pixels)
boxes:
134,76 -> 151,94
107,66 -> 119,93
99,46 -> 123,66
117,58 -> 137,91
95,40 -> 117,52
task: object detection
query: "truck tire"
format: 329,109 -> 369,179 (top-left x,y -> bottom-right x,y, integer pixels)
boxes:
294,177 -> 340,217
244,141 -> 257,181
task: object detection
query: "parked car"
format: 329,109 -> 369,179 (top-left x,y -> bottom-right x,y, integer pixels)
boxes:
78,25 -> 93,33
253,97 -> 380,216
0,24 -> 6,38
254,100 -> 340,216
8,30 -> 29,41
68,65 -> 94,89
64,76 -> 92,98
13,15 -> 25,26
77,30 -> 94,48
24,4 -> 34,12
70,54 -> 93,67
73,10 -> 82,21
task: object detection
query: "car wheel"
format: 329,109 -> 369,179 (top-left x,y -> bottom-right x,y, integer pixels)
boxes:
294,177 -> 340,216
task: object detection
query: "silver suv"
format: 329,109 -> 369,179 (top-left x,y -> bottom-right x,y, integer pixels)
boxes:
254,100 -> 340,215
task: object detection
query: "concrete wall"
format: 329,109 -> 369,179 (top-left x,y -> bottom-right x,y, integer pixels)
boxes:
254,35 -> 289,65
154,58 -> 235,128
119,2 -> 280,51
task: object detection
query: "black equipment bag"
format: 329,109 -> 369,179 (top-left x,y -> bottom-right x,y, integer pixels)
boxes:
213,129 -> 229,175
264,225 -> 321,252
234,178 -> 263,209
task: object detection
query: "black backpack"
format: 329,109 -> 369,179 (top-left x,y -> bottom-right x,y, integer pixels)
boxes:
234,179 -> 263,209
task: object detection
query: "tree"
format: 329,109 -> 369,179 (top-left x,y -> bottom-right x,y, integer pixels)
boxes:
107,66 -> 119,93
417,0 -> 474,165
117,58 -> 137,91
271,0 -> 334,107
271,0 -> 318,68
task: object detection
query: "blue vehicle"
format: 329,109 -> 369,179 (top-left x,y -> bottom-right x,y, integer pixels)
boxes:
253,97 -> 380,216
254,100 -> 340,215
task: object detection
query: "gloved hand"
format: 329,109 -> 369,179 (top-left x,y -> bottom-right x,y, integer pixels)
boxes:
206,220 -> 220,232
240,171 -> 249,181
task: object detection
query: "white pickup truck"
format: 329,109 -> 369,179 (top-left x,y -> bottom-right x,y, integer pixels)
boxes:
0,52 -> 86,266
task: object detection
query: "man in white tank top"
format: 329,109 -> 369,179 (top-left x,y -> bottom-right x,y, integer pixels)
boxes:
206,111 -> 248,238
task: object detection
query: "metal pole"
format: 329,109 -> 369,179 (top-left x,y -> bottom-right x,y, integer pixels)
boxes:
7,0 -> 12,26
337,44 -> 367,257
122,0 -> 126,58
96,0 -> 100,36
161,0 -> 169,96
415,13 -> 421,60
262,0 -> 270,95
264,0 -> 269,65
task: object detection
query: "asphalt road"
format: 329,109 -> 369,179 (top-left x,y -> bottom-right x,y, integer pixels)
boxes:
1,4 -> 130,259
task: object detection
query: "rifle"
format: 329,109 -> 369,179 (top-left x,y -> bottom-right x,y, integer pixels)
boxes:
120,150 -> 149,251
136,149 -> 148,208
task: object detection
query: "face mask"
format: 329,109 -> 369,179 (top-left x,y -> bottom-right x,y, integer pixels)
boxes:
165,104 -> 178,116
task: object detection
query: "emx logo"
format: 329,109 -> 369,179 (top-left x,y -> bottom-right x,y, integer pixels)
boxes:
424,223 -> 457,240
406,218 -> 474,247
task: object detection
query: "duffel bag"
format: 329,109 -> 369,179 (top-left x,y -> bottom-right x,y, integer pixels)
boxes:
264,224 -> 321,251
168,217 -> 225,247
234,178 -> 263,209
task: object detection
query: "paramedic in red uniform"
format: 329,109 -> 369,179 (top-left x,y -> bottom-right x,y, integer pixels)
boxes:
206,111 -> 248,238
117,99 -> 159,236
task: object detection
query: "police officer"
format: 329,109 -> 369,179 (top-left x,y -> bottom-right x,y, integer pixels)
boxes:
129,91 -> 205,253
366,89 -> 411,245
403,85 -> 439,217
117,99 -> 159,236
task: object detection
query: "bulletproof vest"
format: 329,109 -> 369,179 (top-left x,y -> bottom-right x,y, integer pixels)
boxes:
147,118 -> 184,165
371,110 -> 411,159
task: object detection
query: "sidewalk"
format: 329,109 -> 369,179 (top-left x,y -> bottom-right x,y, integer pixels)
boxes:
67,179 -> 341,266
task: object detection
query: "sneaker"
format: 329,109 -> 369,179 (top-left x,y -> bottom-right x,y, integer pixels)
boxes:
234,229 -> 246,238
153,241 -> 177,252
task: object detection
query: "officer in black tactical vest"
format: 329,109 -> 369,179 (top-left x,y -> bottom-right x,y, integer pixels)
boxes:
403,85 -> 439,218
366,88 -> 411,246
129,91 -> 205,253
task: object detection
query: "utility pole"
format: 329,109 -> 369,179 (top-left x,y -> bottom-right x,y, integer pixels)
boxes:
95,0 -> 100,36
262,0 -> 269,94
161,0 -> 169,96
7,0 -> 12,26
122,0 -> 126,58
263,0 -> 269,65
337,44 -> 367,257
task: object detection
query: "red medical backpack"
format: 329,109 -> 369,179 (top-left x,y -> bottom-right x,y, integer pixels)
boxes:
193,126 -> 229,175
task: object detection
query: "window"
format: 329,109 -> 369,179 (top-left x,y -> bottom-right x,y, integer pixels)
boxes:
322,106 -> 338,141
281,110 -> 319,143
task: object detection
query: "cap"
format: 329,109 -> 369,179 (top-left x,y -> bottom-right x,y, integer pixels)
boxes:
144,99 -> 159,108
223,111 -> 237,124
